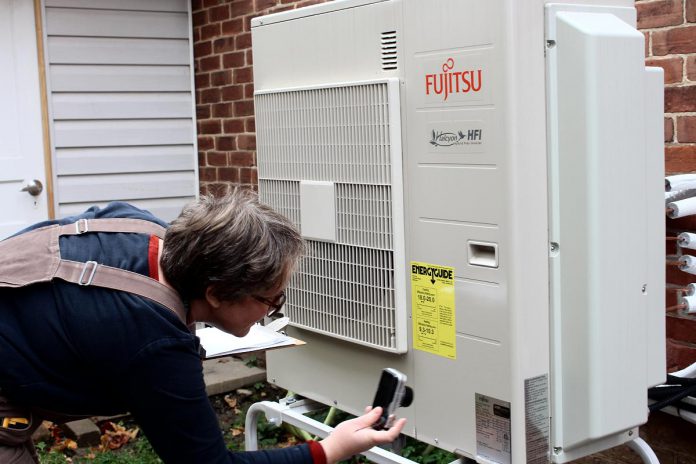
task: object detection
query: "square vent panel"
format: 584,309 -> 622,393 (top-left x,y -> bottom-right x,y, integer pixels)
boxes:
255,79 -> 406,352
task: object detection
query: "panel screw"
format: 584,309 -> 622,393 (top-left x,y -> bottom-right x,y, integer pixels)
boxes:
550,242 -> 560,254
547,40 -> 556,48
553,447 -> 563,454
434,438 -> 439,444
642,285 -> 647,294
628,430 -> 634,436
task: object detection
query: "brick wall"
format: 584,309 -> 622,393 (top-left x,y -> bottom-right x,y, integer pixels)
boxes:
192,0 -> 327,195
191,0 -> 696,461
638,0 -> 696,371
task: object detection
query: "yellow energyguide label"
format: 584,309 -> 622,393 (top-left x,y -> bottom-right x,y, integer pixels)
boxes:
410,261 -> 456,359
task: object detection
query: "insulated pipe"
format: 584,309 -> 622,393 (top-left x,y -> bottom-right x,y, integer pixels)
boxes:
678,232 -> 696,250
666,174 -> 696,192
678,255 -> 696,275
679,295 -> 696,314
667,197 -> 696,218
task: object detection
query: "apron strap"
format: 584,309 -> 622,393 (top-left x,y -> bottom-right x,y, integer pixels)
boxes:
53,259 -> 187,325
57,218 -> 167,239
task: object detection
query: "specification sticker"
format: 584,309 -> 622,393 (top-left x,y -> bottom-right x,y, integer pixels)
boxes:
410,261 -> 456,359
525,374 -> 550,464
476,393 -> 512,464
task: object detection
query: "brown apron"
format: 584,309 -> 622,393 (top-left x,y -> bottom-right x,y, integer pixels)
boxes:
0,218 -> 188,462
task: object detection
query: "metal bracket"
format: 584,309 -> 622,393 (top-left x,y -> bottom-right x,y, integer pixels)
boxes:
244,399 -> 418,464
75,219 -> 89,234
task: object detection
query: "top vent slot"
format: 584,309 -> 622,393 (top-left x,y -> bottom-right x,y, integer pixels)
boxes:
381,31 -> 397,70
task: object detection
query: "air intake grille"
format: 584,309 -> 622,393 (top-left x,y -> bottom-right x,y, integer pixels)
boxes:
255,83 -> 392,185
381,31 -> 397,70
255,81 -> 405,352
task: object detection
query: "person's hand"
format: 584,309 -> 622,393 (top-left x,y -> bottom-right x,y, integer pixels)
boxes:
319,407 -> 406,464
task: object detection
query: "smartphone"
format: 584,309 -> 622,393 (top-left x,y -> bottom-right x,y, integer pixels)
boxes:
371,368 -> 408,430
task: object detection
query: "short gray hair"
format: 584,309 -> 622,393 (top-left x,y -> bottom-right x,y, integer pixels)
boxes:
161,189 -> 304,302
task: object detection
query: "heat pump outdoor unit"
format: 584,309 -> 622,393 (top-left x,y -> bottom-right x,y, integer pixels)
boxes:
250,0 -> 665,462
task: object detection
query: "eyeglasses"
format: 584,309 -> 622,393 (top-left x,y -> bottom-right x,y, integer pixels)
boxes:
252,291 -> 286,317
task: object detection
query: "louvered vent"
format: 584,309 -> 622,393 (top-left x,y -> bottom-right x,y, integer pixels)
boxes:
255,80 -> 406,352
381,31 -> 397,70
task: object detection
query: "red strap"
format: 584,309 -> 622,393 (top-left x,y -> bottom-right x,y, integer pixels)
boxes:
307,440 -> 327,464
148,235 -> 160,281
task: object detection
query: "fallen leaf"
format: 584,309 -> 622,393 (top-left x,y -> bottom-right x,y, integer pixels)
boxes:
224,395 -> 238,409
231,427 -> 244,437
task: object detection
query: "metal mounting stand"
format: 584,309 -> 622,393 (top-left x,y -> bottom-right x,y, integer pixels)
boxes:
245,397 -> 424,464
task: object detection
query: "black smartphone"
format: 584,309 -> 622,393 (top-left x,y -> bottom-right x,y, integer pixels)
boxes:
371,368 -> 407,430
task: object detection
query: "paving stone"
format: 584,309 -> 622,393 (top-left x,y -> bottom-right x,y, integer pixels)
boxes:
61,418 -> 101,447
202,356 -> 266,396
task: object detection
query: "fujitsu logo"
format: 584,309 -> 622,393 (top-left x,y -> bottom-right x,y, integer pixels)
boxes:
425,58 -> 483,101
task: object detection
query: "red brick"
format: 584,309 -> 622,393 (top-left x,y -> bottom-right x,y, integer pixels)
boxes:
688,55 -> 696,80
193,27 -> 200,42
207,151 -> 228,166
200,23 -> 221,40
688,0 -> 696,22
653,25 -> 696,55
666,338 -> 696,372
199,119 -> 222,135
665,117 -> 674,142
192,10 -> 208,27
237,134 -> 256,150
244,83 -> 254,98
198,136 -> 214,151
216,136 -> 237,150
196,104 -> 211,120
211,70 -> 234,86
236,32 -> 252,50
222,18 -> 244,35
255,0 -> 278,11
194,40 -> 212,58
234,100 -> 255,116
229,151 -> 255,167
666,144 -> 696,174
643,30 -> 649,57
297,0 -> 324,7
200,167 -> 217,182
234,67 -> 253,84
245,117 -> 255,132
646,56 -> 683,84
221,84 -> 244,102
246,49 -> 253,65
222,51 -> 245,68
677,116 -> 696,142
218,167 -> 240,182
195,72 -> 210,90
665,85 -> 696,112
239,167 -> 258,184
209,4 -> 230,21
223,119 -> 245,133
244,15 -> 253,32
199,55 -> 221,72
200,88 -> 221,104
212,103 -> 234,117
203,0 -> 223,7
637,0 -> 683,29
192,0 -> 204,11
213,37 -> 236,54
231,0 -> 254,18
270,5 -> 294,14
667,313 -> 696,345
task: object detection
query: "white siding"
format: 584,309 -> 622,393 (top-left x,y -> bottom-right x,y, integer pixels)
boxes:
44,0 -> 198,221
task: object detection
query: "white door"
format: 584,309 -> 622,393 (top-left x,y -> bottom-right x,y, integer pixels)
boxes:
0,0 -> 49,239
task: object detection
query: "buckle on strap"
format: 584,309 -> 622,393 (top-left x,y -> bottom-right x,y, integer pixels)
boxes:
78,261 -> 98,286
75,219 -> 89,234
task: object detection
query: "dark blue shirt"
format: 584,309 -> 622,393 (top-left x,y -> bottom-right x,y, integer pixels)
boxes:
0,203 -> 313,464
